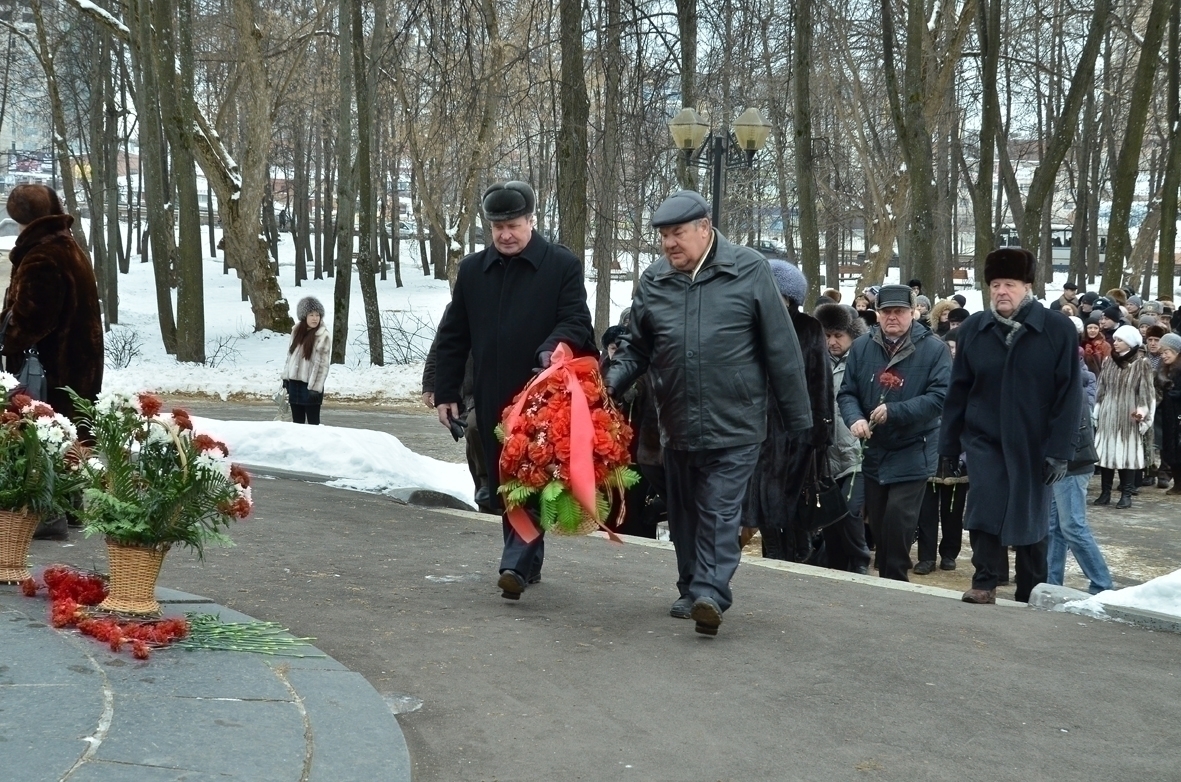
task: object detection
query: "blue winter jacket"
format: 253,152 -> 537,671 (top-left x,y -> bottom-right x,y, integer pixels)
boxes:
837,322 -> 952,484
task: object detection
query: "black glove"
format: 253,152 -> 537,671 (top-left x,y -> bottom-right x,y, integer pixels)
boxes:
1043,457 -> 1068,486
447,412 -> 467,442
282,379 -> 289,391
532,350 -> 554,375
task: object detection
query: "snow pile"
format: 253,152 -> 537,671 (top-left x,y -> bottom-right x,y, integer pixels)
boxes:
191,416 -> 475,508
1061,568 -> 1181,621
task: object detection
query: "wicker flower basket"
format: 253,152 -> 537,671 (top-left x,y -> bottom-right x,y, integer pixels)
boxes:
0,509 -> 41,583
99,541 -> 170,616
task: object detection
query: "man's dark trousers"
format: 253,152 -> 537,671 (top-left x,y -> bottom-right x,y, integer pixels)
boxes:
488,442 -> 545,580
917,483 -> 966,563
864,477 -> 927,581
969,529 -> 1047,603
664,443 -> 761,611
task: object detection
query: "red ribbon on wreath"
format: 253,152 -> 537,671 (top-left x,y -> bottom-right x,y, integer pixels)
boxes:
501,342 -> 601,544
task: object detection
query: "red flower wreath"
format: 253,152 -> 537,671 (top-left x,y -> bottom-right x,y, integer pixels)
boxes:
496,343 -> 638,539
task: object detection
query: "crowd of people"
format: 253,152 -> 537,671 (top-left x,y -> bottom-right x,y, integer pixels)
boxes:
427,181 -> 1181,634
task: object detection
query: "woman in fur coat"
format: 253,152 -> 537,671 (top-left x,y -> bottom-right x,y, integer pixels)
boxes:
1093,325 -> 1156,508
282,296 -> 331,425
0,184 -> 102,424
1081,319 -> 1111,377
741,260 -> 833,562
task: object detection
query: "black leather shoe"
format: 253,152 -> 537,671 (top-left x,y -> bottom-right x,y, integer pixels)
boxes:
526,572 -> 542,585
669,596 -> 693,619
853,564 -> 870,575
1116,491 -> 1133,509
1093,491 -> 1111,506
474,486 -> 491,505
690,597 -> 722,636
913,560 -> 936,576
497,570 -> 526,600
939,557 -> 957,571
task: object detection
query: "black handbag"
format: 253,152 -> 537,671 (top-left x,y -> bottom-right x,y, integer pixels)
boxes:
0,311 -> 48,401
797,452 -> 850,533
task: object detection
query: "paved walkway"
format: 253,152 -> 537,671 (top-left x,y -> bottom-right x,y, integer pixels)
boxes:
0,581 -> 410,781
13,477 -> 1181,782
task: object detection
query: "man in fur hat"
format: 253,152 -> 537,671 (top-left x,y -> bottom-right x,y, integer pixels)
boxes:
816,303 -> 871,574
433,181 -> 596,601
939,248 -> 1082,604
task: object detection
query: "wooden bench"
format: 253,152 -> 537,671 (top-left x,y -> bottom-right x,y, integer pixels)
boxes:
838,264 -> 864,281
952,268 -> 972,289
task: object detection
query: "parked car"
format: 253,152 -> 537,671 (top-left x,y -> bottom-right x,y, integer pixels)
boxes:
750,238 -> 788,257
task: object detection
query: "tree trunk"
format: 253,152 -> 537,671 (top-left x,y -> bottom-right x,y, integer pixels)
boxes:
1159,0 -> 1181,298
1018,0 -> 1112,278
675,0 -> 697,189
794,0 -> 821,305
1102,0 -> 1168,291
30,0 -> 88,251
881,0 -> 936,293
591,0 -> 622,339
158,0 -> 205,364
351,0 -> 383,365
332,0 -> 356,365
126,0 -> 176,353
557,0 -> 589,260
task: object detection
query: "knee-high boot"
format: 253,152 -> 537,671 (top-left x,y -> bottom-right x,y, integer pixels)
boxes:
1094,468 -> 1113,505
1116,469 -> 1135,509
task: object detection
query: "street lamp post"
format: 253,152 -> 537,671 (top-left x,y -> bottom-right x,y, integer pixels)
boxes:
667,107 -> 770,233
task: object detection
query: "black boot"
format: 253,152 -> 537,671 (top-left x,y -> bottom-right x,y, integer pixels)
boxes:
1116,469 -> 1135,508
1116,490 -> 1133,509
1140,468 -> 1157,487
1093,468 -> 1113,505
32,516 -> 69,541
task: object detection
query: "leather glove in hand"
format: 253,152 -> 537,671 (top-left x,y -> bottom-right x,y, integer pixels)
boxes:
532,350 -> 554,375
1043,457 -> 1068,486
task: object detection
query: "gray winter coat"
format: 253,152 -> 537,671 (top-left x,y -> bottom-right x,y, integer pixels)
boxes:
604,231 -> 812,451
837,322 -> 951,484
827,352 -> 861,479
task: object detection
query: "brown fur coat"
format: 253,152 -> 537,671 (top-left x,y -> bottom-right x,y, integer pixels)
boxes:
1,214 -> 104,422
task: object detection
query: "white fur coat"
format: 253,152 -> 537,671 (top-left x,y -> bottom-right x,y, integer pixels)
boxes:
282,325 -> 331,393
1094,350 -> 1155,469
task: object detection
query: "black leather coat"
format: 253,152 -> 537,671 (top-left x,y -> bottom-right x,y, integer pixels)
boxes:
604,231 -> 812,451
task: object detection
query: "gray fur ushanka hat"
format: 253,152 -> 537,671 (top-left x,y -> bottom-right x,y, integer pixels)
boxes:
296,296 -> 325,321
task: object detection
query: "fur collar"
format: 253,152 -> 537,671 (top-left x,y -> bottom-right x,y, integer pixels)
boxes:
1111,345 -> 1141,368
10,214 -> 75,266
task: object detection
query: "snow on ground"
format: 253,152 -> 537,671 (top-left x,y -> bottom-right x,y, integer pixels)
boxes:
1061,569 -> 1181,621
192,416 -> 475,508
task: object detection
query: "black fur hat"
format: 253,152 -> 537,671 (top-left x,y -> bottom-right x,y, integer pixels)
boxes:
814,303 -> 866,338
858,309 -> 878,327
481,181 -> 535,222
601,325 -> 626,349
984,247 -> 1035,284
948,307 -> 970,324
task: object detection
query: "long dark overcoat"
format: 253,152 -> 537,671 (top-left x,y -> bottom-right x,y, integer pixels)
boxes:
741,309 -> 832,560
433,232 -> 596,491
2,214 -> 103,423
938,304 -> 1082,546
